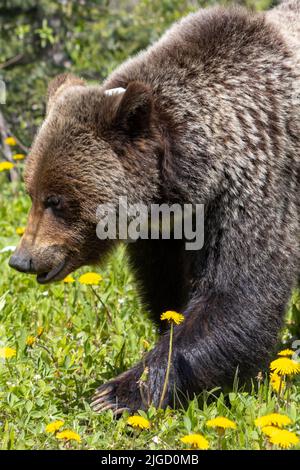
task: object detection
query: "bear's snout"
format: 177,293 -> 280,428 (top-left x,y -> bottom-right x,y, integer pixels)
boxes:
9,248 -> 35,274
9,244 -> 68,284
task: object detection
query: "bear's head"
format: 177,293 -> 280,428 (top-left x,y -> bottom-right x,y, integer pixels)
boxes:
9,73 -> 163,283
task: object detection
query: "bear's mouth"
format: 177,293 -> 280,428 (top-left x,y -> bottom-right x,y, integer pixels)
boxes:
37,260 -> 66,284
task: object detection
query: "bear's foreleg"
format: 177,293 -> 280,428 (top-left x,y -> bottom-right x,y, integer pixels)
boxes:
91,290 -> 283,414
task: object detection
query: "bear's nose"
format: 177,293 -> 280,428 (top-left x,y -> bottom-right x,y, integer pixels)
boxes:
9,251 -> 34,274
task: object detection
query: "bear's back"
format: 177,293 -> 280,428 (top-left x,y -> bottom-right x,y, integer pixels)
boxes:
105,4 -> 299,136
105,4 -> 298,110
266,0 -> 300,55
104,3 -> 299,215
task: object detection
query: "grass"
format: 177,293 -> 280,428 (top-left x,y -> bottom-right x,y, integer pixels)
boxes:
0,176 -> 299,450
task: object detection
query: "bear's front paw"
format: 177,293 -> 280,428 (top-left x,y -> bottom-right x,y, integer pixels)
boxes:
91,367 -> 147,415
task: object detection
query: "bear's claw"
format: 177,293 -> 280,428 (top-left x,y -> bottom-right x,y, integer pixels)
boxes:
91,383 -> 130,415
91,367 -> 145,415
91,385 -> 114,402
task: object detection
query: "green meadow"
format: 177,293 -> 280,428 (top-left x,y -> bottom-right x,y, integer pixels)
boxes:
0,0 -> 299,451
0,178 -> 299,450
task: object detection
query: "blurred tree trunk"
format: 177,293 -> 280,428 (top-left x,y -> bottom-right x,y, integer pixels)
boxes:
0,111 -> 19,182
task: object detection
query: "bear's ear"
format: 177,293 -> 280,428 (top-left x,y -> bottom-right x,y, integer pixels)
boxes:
47,73 -> 86,112
104,81 -> 153,137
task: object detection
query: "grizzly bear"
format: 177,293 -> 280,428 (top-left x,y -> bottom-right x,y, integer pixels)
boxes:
9,2 -> 300,414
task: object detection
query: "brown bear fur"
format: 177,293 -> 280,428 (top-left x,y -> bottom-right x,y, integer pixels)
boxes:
10,2 -> 300,413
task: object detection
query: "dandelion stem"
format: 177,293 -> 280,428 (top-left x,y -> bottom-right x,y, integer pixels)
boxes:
279,375 -> 283,398
159,323 -> 173,409
37,343 -> 56,364
217,428 -> 225,450
5,358 -> 14,378
286,380 -> 291,410
91,286 -> 112,324
275,374 -> 285,412
63,284 -> 68,317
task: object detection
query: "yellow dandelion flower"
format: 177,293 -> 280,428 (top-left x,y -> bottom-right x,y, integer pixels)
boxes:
0,347 -> 16,359
0,161 -> 15,172
63,275 -> 75,283
142,339 -> 150,350
56,430 -> 81,442
127,416 -> 150,430
180,434 -> 209,450
255,413 -> 292,428
269,429 -> 299,449
4,136 -> 16,146
160,310 -> 185,325
16,227 -> 25,236
206,416 -> 237,430
270,372 -> 285,393
261,426 -> 280,437
12,153 -> 25,161
277,349 -> 294,357
270,357 -> 300,376
45,420 -> 64,433
79,272 -> 102,285
26,335 -> 36,346
37,326 -> 44,337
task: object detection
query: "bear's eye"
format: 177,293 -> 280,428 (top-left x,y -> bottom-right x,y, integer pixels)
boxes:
45,195 -> 62,211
